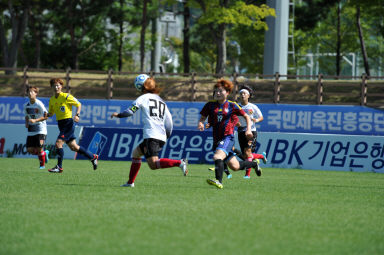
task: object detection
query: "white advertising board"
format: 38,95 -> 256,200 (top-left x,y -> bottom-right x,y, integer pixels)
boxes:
0,124 -> 82,159
253,132 -> 384,173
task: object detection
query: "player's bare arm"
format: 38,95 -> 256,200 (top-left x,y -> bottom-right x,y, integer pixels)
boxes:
29,112 -> 48,124
254,116 -> 264,123
73,104 -> 81,123
198,115 -> 207,131
243,114 -> 253,139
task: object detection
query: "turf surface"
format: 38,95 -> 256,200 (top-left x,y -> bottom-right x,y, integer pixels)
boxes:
1,158 -> 383,255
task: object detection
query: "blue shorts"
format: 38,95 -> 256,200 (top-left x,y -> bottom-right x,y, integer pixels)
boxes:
57,118 -> 76,143
214,135 -> 235,158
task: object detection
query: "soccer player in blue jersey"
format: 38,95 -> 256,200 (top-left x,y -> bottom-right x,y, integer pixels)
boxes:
47,78 -> 98,173
23,86 -> 49,169
198,79 -> 261,189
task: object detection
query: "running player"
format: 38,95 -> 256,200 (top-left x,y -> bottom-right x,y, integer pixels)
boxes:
110,74 -> 188,188
198,79 -> 260,189
237,85 -> 267,179
47,78 -> 98,173
23,86 -> 49,169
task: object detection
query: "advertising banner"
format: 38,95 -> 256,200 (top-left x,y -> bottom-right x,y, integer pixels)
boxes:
78,127 -> 384,173
0,124 -> 81,159
1,96 -> 383,136
77,127 -> 214,164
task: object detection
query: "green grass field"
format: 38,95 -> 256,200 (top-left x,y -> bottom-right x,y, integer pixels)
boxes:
1,158 -> 383,255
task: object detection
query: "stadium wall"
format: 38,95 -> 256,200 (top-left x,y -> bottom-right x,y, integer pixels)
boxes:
1,97 -> 383,172
1,97 -> 384,136
75,127 -> 383,173
0,124 -> 80,159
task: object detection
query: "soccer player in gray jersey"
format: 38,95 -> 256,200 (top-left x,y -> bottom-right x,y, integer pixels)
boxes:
23,86 -> 49,169
111,75 -> 188,187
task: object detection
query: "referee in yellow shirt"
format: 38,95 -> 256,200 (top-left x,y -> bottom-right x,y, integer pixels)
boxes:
47,78 -> 98,173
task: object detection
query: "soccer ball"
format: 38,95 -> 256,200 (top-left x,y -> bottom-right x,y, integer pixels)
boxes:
134,74 -> 149,91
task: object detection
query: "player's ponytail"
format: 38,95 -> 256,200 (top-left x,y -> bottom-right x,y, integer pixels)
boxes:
143,78 -> 162,94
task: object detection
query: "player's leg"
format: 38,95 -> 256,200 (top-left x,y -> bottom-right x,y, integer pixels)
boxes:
249,131 -> 268,164
49,121 -> 68,173
227,154 -> 261,176
207,136 -> 235,189
67,139 -> 98,170
244,147 -> 253,179
213,150 -> 227,182
252,152 -> 268,164
48,138 -> 64,173
144,139 -> 188,176
36,134 -> 47,169
237,131 -> 252,178
26,135 -> 40,168
121,145 -> 144,187
223,163 -> 232,179
206,149 -> 226,189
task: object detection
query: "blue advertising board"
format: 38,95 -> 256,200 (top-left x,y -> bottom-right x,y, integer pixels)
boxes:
78,127 -> 384,172
1,96 -> 383,136
77,127 -> 214,164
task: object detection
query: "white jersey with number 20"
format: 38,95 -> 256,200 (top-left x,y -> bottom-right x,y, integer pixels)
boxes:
130,93 -> 173,142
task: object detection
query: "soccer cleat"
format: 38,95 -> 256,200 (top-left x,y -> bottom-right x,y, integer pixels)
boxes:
45,150 -> 49,163
180,159 -> 188,176
262,152 -> 268,164
243,175 -> 250,179
206,179 -> 223,189
227,174 -> 232,179
254,161 -> 262,177
208,167 -> 215,171
48,165 -> 63,173
39,166 -> 45,169
91,154 -> 98,170
255,165 -> 262,177
121,183 -> 135,187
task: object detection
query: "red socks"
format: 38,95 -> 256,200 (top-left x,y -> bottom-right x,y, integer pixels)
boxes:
245,157 -> 252,177
38,150 -> 46,167
155,158 -> 181,169
252,153 -> 264,160
128,158 -> 142,184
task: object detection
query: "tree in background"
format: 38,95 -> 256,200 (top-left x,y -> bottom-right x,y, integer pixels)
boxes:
0,0 -> 30,74
50,0 -> 113,70
195,0 -> 274,74
1,0 -> 383,76
182,0 -> 191,74
350,0 -> 384,76
295,0 -> 384,76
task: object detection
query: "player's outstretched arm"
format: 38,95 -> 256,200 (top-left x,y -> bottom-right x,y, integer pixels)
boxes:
111,107 -> 135,119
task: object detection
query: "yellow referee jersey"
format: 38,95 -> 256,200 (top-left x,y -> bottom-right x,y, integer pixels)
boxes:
48,92 -> 81,121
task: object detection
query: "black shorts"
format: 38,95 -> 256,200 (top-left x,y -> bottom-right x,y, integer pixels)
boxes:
238,131 -> 257,153
57,118 -> 76,143
139,138 -> 165,158
26,134 -> 46,148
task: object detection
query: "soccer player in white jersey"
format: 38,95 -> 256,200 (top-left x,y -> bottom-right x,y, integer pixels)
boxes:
110,75 -> 188,187
23,86 -> 49,169
237,85 -> 268,178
